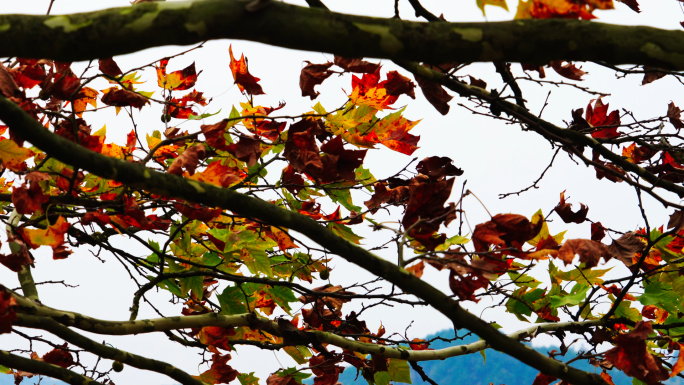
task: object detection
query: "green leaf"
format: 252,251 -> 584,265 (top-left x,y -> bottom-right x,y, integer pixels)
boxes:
283,345 -> 311,365
242,249 -> 274,277
556,267 -> 612,285
155,277 -> 183,297
328,222 -> 363,244
326,182 -> 362,212
267,286 -> 298,313
508,272 -> 541,288
218,285 -> 251,314
434,234 -> 469,252
638,282 -> 679,308
312,102 -> 326,115
237,372 -> 259,385
0,365 -> 11,374
355,165 -> 377,191
179,274 -> 204,299
387,359 -> 412,384
189,109 -> 222,120
374,371 -> 391,385
479,349 -> 486,364
227,106 -> 242,128
280,368 -> 311,384
614,300 -> 641,322
548,283 -> 590,308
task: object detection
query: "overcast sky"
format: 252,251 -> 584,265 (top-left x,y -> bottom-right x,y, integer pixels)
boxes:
2,0 -> 684,384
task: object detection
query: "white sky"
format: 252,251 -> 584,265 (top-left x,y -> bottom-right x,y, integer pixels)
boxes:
2,0 -> 684,384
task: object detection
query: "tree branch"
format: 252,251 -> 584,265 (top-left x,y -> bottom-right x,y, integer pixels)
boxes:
0,1 -> 682,69
0,350 -> 104,385
15,314 -> 204,385
0,95 -> 608,385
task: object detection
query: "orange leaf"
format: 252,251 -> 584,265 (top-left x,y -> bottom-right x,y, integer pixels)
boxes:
0,138 -> 33,172
672,343 -> 684,377
229,45 -> 265,95
406,261 -> 425,279
19,216 -> 70,249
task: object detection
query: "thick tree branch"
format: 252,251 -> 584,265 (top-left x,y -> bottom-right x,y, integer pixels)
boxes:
0,96 -> 607,385
0,1 -> 682,69
0,350 -> 104,385
15,314 -> 204,385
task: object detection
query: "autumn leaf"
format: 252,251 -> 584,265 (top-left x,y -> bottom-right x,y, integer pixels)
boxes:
101,87 -> 149,108
190,161 -> 245,188
168,145 -> 206,176
532,372 -> 557,385
19,216 -> 70,250
591,222 -> 606,241
616,0 -> 640,12
667,102 -> 684,129
607,231 -> 644,266
229,45 -> 265,95
194,353 -> 239,384
416,156 -> 463,181
414,73 -> 452,115
550,61 -> 586,80
586,98 -> 621,138
0,62 -> 21,98
642,67 -> 664,85
622,143 -> 656,164
98,58 -> 122,77
156,59 -> 199,91
12,182 -> 48,215
42,344 -> 75,368
0,288 -> 17,334
604,321 -> 669,384
555,190 -> 588,224
476,0 -> 509,15
406,261 -> 425,278
300,61 -> 334,100
333,56 -> 381,74
0,138 -> 33,172
449,270 -> 489,302
558,239 -> 612,268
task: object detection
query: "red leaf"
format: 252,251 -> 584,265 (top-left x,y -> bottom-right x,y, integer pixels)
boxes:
381,70 -> 416,99
226,136 -> 262,167
604,321 -> 670,384
98,58 -> 122,77
201,121 -> 232,151
532,372 -> 557,385
555,190 -> 588,224
300,61 -> 334,100
81,212 -> 111,227
402,179 -> 455,250
586,98 -> 621,138
175,203 -> 222,222
0,288 -> 17,334
229,45 -> 265,95
12,182 -> 48,215
195,353 -> 239,384
156,60 -> 200,91
591,222 -> 606,241
42,344 -> 75,368
472,214 -> 543,252
449,270 -> 488,302
409,338 -> 430,350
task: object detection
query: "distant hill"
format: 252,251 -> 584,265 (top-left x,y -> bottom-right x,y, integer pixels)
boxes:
333,329 -> 684,385
4,330 -> 684,385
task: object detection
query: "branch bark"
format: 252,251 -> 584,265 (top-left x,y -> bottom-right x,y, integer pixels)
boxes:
0,350 -> 104,385
0,95 -> 608,385
0,0 -> 683,69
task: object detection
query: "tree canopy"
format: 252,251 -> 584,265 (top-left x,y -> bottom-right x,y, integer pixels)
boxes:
0,1 -> 684,385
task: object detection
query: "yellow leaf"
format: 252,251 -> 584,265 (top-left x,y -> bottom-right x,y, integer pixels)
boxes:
20,216 -> 70,249
477,0 -> 509,15
0,138 -> 33,171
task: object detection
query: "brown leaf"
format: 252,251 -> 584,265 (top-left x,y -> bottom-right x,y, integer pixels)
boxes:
416,156 -> 463,181
607,232 -> 644,267
0,62 -> 20,98
642,67 -> 665,85
98,58 -> 122,77
415,72 -> 452,115
300,61 -> 334,100
101,88 -> 149,108
0,288 -> 17,334
382,71 -> 416,99
468,75 -> 487,89
266,373 -> 299,385
667,102 -> 684,129
12,182 -> 48,215
591,222 -> 606,242
616,0 -> 640,12
550,61 -> 586,81
558,239 -> 612,268
669,210 -> 684,232
42,344 -> 75,368
226,136 -> 262,167
555,190 -> 588,224
521,63 -> 546,78
333,56 -> 381,74
168,145 -> 206,176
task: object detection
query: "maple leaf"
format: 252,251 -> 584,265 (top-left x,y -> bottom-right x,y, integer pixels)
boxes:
190,161 -> 245,188
168,145 -> 206,176
309,354 -> 345,385
0,137 -> 34,172
281,165 -> 306,195
43,344 -> 75,368
558,239 -> 612,268
555,190 -> 588,224
382,70 -> 416,99
9,59 -> 48,90
0,288 -> 17,334
0,62 -> 21,98
449,270 -> 489,302
604,321 -> 669,384
364,182 -> 410,213
406,261 -> 425,278
300,61 -> 334,100
226,136 -> 263,167
229,45 -> 265,95
318,135 -> 368,183
175,203 -> 222,222
12,182 -> 48,215
333,56 -> 381,74
622,143 -> 656,164
156,59 -> 199,91
402,178 -> 455,250
414,73 -> 452,115
98,58 -> 122,77
667,102 -> 684,129
473,214 -> 543,252
550,61 -> 587,80
270,227 -> 298,250
586,98 -> 621,138
201,121 -> 232,151
607,232 -> 644,266
409,338 -> 430,350
101,87 -> 149,108
591,222 -> 606,241
416,156 -> 463,181
194,353 -> 239,384
19,216 -> 70,250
